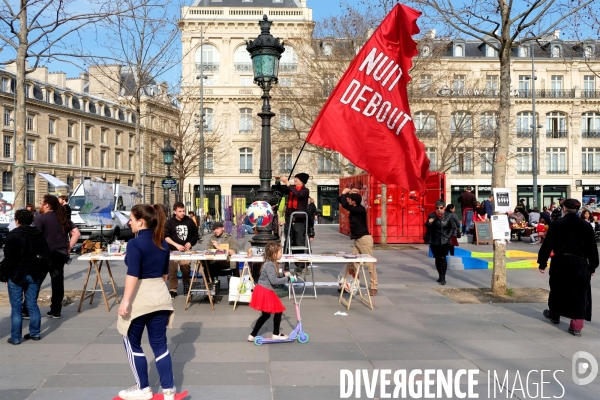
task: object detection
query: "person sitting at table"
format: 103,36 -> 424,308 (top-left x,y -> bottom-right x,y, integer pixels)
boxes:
530,217 -> 548,245
206,222 -> 238,279
165,202 -> 199,299
509,208 -> 526,241
529,207 -> 540,226
540,206 -> 551,225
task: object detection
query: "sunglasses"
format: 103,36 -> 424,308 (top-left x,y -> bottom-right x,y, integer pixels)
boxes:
436,206 -> 445,210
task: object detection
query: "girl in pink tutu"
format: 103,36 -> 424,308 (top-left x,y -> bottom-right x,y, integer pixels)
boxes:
248,242 -> 292,341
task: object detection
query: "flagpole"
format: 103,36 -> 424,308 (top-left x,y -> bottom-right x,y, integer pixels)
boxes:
287,140 -> 308,180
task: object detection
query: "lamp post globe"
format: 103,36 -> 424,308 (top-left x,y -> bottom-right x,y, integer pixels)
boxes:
246,15 -> 285,245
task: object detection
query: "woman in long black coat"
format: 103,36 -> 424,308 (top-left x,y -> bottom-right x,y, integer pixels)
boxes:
538,199 -> 599,336
425,200 -> 457,285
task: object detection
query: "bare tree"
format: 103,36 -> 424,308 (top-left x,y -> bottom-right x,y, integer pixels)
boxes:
410,0 -> 598,294
82,0 -> 181,201
0,0 -> 148,207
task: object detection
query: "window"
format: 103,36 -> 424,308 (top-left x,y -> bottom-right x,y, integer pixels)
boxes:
48,119 -> 55,134
480,112 -> 497,138
115,132 -> 121,146
3,109 -> 11,126
127,179 -> 133,187
67,176 -> 74,191
451,148 -> 473,174
204,148 -> 214,173
129,134 -> 134,147
3,136 -> 11,158
546,112 -> 567,138
518,75 -> 530,94
551,45 -> 561,58
129,154 -> 134,170
516,111 -> 534,138
582,112 -> 600,138
279,148 -> 293,174
26,173 -> 35,206
584,46 -> 593,58
323,43 -> 333,56
279,77 -> 292,87
454,45 -> 463,57
582,148 -> 600,173
203,108 -> 213,132
150,181 -> 155,204
100,129 -> 106,144
318,153 -> 341,174
27,115 -> 34,131
240,76 -> 253,86
239,148 -> 253,173
485,45 -> 496,57
420,74 -> 432,94
2,171 -> 12,191
518,45 -> 528,57
485,75 -> 498,92
239,108 -> 253,133
48,142 -> 55,163
1,77 -> 9,92
279,108 -> 293,131
68,122 -> 74,138
323,73 -> 335,97
195,44 -> 220,73
481,148 -> 494,174
546,147 -> 567,173
84,148 -> 91,166
233,46 -> 252,73
414,111 -> 436,137
451,112 -> 472,137
550,75 -> 563,96
516,147 -> 532,174
453,75 -> 466,91
27,140 -> 34,160
280,46 -> 298,73
584,76 -> 595,97
85,126 -> 91,140
421,45 -> 430,57
115,151 -> 121,169
426,148 -> 436,171
67,145 -> 74,165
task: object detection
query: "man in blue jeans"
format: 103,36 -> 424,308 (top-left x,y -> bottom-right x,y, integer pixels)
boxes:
0,210 -> 50,344
458,187 -> 477,235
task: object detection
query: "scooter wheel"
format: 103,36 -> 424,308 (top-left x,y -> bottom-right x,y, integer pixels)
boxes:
297,332 -> 309,344
254,336 -> 264,346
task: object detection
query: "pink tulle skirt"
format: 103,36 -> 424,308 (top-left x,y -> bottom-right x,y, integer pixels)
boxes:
249,284 -> 286,313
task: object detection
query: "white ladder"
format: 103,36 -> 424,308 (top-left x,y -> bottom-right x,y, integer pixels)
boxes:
284,211 -> 317,299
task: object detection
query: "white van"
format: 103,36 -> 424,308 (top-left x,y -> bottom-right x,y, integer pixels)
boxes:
69,183 -> 137,242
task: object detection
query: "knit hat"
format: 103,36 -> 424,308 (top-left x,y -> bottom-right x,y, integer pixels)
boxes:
294,173 -> 309,184
563,198 -> 581,210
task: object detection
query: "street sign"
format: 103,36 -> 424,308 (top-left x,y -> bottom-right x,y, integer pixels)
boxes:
162,178 -> 177,189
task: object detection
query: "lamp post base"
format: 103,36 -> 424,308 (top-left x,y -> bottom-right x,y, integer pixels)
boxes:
249,225 -> 280,246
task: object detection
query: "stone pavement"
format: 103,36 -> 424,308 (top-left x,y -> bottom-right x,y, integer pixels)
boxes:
1,225 -> 600,399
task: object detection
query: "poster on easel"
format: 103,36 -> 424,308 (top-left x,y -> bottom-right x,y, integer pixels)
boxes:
79,180 -> 114,226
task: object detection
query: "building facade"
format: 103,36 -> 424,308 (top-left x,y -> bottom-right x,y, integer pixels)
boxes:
180,0 -> 353,223
0,66 -> 176,205
412,32 -> 600,211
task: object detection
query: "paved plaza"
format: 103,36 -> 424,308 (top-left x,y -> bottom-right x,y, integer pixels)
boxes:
1,224 -> 600,399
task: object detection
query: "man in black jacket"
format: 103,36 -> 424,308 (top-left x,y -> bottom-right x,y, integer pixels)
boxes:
0,210 -> 50,344
338,188 -> 377,295
165,202 -> 199,298
276,172 -> 313,272
538,198 -> 599,336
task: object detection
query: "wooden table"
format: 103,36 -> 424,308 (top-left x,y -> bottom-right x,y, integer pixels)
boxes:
229,253 -> 378,311
77,252 -> 228,312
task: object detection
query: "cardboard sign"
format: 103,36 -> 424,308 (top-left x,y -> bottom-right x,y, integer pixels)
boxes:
493,188 -> 512,213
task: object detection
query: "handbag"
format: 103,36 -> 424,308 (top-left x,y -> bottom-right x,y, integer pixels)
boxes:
228,276 -> 254,303
450,236 -> 459,247
273,285 -> 289,298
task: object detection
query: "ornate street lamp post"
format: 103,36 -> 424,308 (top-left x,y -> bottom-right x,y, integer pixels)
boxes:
246,15 -> 285,245
161,139 -> 176,210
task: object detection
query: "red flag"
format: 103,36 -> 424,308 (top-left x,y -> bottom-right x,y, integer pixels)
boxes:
305,4 -> 429,191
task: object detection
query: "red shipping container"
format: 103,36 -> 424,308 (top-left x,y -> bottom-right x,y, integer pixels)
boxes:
339,172 -> 445,244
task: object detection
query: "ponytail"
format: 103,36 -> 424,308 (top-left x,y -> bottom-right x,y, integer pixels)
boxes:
131,204 -> 167,249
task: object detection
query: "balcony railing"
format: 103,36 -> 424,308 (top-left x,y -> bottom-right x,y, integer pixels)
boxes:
582,130 -> 600,138
234,62 -> 252,73
451,168 -> 474,174
517,130 -> 532,138
416,129 -> 437,138
318,168 -> 341,174
583,170 -> 600,174
546,169 -> 568,174
546,130 -> 567,138
240,168 -> 253,174
279,168 -> 292,174
517,169 -> 533,174
195,62 -> 219,73
450,130 -> 473,138
515,89 -> 576,98
279,63 -> 298,73
582,90 -> 600,98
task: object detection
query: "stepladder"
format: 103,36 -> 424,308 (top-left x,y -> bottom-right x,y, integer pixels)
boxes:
232,261 -> 255,311
338,261 -> 373,310
284,211 -> 317,299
